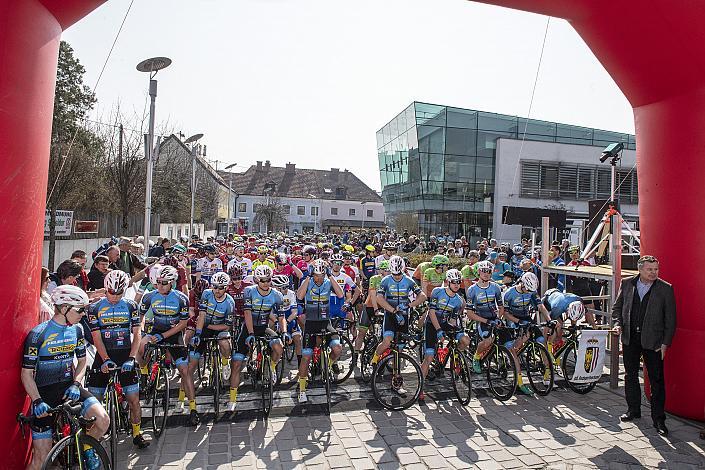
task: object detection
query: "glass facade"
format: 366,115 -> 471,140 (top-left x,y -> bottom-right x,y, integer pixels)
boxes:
377,102 -> 636,240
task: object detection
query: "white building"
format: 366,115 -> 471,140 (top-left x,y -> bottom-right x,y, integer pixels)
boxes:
222,162 -> 384,235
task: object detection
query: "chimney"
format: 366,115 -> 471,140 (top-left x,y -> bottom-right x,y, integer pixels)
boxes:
256,161 -> 263,170
265,160 -> 271,170
285,163 -> 296,173
331,168 -> 339,181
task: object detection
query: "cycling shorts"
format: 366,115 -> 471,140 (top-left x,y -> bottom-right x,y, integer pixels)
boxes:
150,332 -> 188,367
423,321 -> 467,357
189,329 -> 231,360
382,310 -> 408,339
32,383 -> 98,440
231,326 -> 280,362
87,350 -> 139,397
302,319 -> 339,356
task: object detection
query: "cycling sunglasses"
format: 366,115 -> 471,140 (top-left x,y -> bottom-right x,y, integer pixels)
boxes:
258,278 -> 272,283
107,289 -> 124,295
212,285 -> 227,290
156,280 -> 172,286
73,306 -> 86,314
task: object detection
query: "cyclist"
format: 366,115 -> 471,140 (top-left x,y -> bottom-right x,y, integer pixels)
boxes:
502,272 -> 547,395
358,244 -> 377,290
219,242 -> 235,267
329,253 -> 359,326
354,257 -> 388,353
540,288 -> 590,355
87,270 -> 149,448
375,242 -> 395,269
412,257 -> 432,287
295,259 -> 345,403
492,251 -> 511,282
252,245 -> 275,271
510,244 -> 526,276
297,245 -> 317,279
466,260 -> 506,373
273,274 -> 300,365
196,244 -> 223,284
225,244 -> 253,277
22,285 -> 109,470
228,265 -> 284,411
188,271 -> 234,389
371,256 -> 427,366
420,269 -> 468,400
461,250 -> 481,290
180,278 -> 210,411
273,252 -> 303,288
422,255 -> 448,299
342,248 -> 359,281
137,265 -> 199,426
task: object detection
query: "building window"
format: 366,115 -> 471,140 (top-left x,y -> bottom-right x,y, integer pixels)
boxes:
367,209 -> 373,218
282,205 -> 290,214
331,207 -> 338,215
238,202 -> 247,213
336,187 -> 347,199
349,208 -> 356,216
311,206 -> 319,216
253,203 -> 262,212
297,206 -> 305,215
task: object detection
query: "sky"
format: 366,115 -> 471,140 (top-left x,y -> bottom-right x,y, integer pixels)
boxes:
63,0 -> 634,192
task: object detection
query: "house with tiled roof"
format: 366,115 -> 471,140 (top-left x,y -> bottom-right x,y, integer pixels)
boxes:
219,161 -> 385,234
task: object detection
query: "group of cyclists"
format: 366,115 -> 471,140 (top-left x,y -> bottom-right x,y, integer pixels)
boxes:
23,231 -> 597,470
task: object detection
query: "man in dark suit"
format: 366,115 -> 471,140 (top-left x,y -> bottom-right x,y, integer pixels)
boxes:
612,255 -> 676,436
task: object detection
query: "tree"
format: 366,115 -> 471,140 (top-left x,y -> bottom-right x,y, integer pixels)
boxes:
253,195 -> 287,233
392,212 -> 419,236
46,41 -> 99,269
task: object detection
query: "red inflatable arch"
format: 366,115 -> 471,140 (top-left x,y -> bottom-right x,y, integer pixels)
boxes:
0,0 -> 703,466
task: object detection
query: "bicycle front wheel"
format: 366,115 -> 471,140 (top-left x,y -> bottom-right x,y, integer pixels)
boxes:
213,356 -> 221,421
332,334 -> 355,384
450,350 -> 472,405
360,336 -> 379,384
561,342 -> 598,394
372,351 -> 423,411
42,434 -> 110,470
152,366 -> 170,437
525,342 -> 554,396
107,388 -> 118,469
322,350 -> 332,415
485,345 -> 517,401
261,351 -> 273,417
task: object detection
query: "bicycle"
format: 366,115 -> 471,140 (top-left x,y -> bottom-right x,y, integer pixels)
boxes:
245,332 -> 278,417
474,322 -> 518,401
371,331 -> 424,411
18,401 -> 110,470
359,311 -> 384,383
427,326 -> 472,405
548,322 -> 600,394
142,343 -> 171,436
100,366 -> 131,469
512,322 -> 554,396
197,336 -> 228,421
306,329 -> 341,415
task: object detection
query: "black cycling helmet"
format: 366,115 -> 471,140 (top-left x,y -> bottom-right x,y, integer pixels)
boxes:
204,244 -> 216,254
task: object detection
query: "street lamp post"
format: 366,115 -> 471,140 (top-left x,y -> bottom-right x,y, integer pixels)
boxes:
136,57 -> 171,254
361,201 -> 367,230
225,163 -> 237,235
185,133 -> 204,238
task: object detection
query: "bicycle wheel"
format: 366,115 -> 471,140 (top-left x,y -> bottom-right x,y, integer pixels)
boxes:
525,342 -> 554,396
260,350 -> 273,417
485,345 -> 517,401
107,387 -> 118,469
151,365 -> 170,437
212,352 -> 221,421
275,354 -> 285,387
42,434 -> 110,470
285,339 -> 295,362
561,342 -> 598,394
450,350 -> 472,405
322,349 -> 332,415
359,336 -> 378,383
331,334 -> 355,384
372,351 -> 423,411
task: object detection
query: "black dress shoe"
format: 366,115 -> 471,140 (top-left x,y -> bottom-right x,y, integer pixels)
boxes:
654,421 -> 669,436
619,411 -> 641,422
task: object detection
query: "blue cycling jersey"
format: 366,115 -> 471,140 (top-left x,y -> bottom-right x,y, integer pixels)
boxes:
302,278 -> 332,321
466,282 -> 503,319
23,319 -> 86,388
543,289 -> 581,319
492,262 -> 511,281
377,274 -> 421,311
199,289 -> 235,328
87,298 -> 140,351
359,256 -> 377,280
140,289 -> 189,334
244,285 -> 283,327
502,286 -> 539,321
428,287 -> 465,324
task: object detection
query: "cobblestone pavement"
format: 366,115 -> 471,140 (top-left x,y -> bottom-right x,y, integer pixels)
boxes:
115,381 -> 705,470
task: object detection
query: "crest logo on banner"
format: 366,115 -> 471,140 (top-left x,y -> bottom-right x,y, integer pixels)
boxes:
572,330 -> 609,383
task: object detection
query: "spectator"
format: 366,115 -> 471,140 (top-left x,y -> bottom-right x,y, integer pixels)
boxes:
47,259 -> 82,294
39,266 -> 53,324
149,237 -> 170,257
612,255 -> 676,437
106,245 -> 121,270
70,250 -> 90,291
88,255 -> 110,291
117,236 -> 146,276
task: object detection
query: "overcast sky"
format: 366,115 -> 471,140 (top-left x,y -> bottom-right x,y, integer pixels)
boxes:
63,0 -> 634,191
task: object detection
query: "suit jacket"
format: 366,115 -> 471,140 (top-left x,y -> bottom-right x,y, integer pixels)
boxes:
611,276 -> 676,350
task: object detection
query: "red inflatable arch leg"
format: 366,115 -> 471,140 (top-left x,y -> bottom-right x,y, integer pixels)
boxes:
0,0 -> 104,467
474,0 -> 705,420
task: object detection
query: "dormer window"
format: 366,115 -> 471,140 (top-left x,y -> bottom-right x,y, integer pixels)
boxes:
336,187 -> 347,199
263,181 -> 276,195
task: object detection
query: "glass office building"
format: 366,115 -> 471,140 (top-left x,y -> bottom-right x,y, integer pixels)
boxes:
377,102 -> 636,239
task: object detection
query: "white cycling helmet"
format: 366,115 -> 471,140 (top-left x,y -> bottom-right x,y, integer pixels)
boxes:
51,285 -> 89,308
512,244 -> 524,255
446,269 -> 462,283
388,255 -> 405,275
566,300 -> 585,322
148,264 -> 163,286
519,272 -> 539,293
272,274 -> 290,288
254,264 -> 273,281
330,253 -> 344,262
311,259 -> 327,275
275,253 -> 288,264
104,269 -> 130,293
210,272 -> 231,288
157,265 -> 178,283
477,260 -> 493,273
